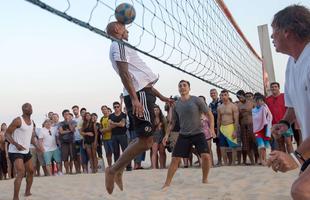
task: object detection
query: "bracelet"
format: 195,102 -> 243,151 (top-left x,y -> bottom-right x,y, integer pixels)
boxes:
290,153 -> 301,167
279,120 -> 290,128
294,151 -> 306,162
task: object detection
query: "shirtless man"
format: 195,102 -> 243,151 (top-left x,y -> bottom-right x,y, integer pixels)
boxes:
236,90 -> 255,165
217,90 -> 239,165
5,103 -> 41,200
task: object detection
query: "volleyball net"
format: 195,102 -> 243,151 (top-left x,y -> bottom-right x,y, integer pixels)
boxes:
24,0 -> 264,94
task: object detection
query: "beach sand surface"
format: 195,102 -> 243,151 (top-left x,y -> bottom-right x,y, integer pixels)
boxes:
0,164 -> 297,200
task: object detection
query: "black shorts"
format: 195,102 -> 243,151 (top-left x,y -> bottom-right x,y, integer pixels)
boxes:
124,88 -> 156,137
172,133 -> 210,158
9,151 -> 32,164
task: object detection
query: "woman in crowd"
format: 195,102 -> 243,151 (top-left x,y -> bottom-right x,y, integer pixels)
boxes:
151,105 -> 167,169
81,112 -> 98,173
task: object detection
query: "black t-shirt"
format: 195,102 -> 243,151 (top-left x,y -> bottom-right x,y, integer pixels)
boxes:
109,112 -> 127,135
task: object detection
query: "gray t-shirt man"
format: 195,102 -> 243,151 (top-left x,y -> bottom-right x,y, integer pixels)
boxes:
172,96 -> 209,136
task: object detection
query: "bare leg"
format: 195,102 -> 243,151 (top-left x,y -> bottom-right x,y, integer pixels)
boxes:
64,161 -> 69,174
201,153 -> 211,183
69,160 -> 73,174
105,136 -> 153,194
232,149 -> 237,166
56,163 -> 62,173
13,159 -> 25,200
183,158 -> 189,168
207,140 -> 214,166
216,142 -> 222,165
262,148 -> 267,166
159,143 -> 166,169
247,150 -> 255,165
46,165 -> 52,176
42,166 -> 48,176
151,143 -> 159,169
74,155 -> 81,174
242,150 -> 247,164
220,147 -> 227,165
92,143 -> 98,173
162,157 -> 181,189
86,147 -> 94,173
24,159 -> 34,197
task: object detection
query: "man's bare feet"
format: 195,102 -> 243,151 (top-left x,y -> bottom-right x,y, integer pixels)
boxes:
202,179 -> 208,184
114,171 -> 123,191
161,183 -> 170,190
105,167 -> 115,194
24,192 -> 32,197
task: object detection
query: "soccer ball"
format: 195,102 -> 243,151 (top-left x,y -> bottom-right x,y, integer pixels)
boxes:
115,3 -> 136,25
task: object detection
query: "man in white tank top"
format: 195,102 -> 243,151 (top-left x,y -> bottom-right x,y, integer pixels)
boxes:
5,103 -> 41,200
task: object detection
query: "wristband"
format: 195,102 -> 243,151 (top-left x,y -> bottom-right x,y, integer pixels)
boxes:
294,150 -> 306,162
301,159 -> 310,172
290,153 -> 301,167
278,120 -> 290,129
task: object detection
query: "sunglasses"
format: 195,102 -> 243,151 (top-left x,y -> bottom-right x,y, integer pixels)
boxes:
114,106 -> 120,109
49,130 -> 52,136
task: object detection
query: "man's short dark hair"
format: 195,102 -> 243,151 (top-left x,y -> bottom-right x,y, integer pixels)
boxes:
178,80 -> 190,87
101,105 -> 108,110
198,95 -> 206,102
72,105 -> 79,110
113,102 -> 120,106
91,113 -> 98,117
270,82 -> 280,88
254,92 -> 265,102
272,5 -> 310,40
236,90 -> 246,97
221,89 -> 229,94
245,92 -> 254,96
80,108 -> 86,112
62,109 -> 70,116
69,113 -> 73,117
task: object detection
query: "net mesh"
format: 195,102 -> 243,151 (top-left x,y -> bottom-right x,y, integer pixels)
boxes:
24,0 -> 264,93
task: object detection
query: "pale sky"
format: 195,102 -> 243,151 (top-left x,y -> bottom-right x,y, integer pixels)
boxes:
0,0 -> 309,125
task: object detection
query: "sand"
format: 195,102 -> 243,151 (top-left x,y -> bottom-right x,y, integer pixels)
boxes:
0,164 -> 297,200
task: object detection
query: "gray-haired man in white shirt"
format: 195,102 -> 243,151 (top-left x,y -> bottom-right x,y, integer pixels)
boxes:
267,5 -> 310,200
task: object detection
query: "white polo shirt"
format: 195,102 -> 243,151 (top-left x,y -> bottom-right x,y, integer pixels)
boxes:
284,42 -> 310,140
109,41 -> 159,96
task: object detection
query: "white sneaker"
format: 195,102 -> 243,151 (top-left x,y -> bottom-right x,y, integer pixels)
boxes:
57,172 -> 64,176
